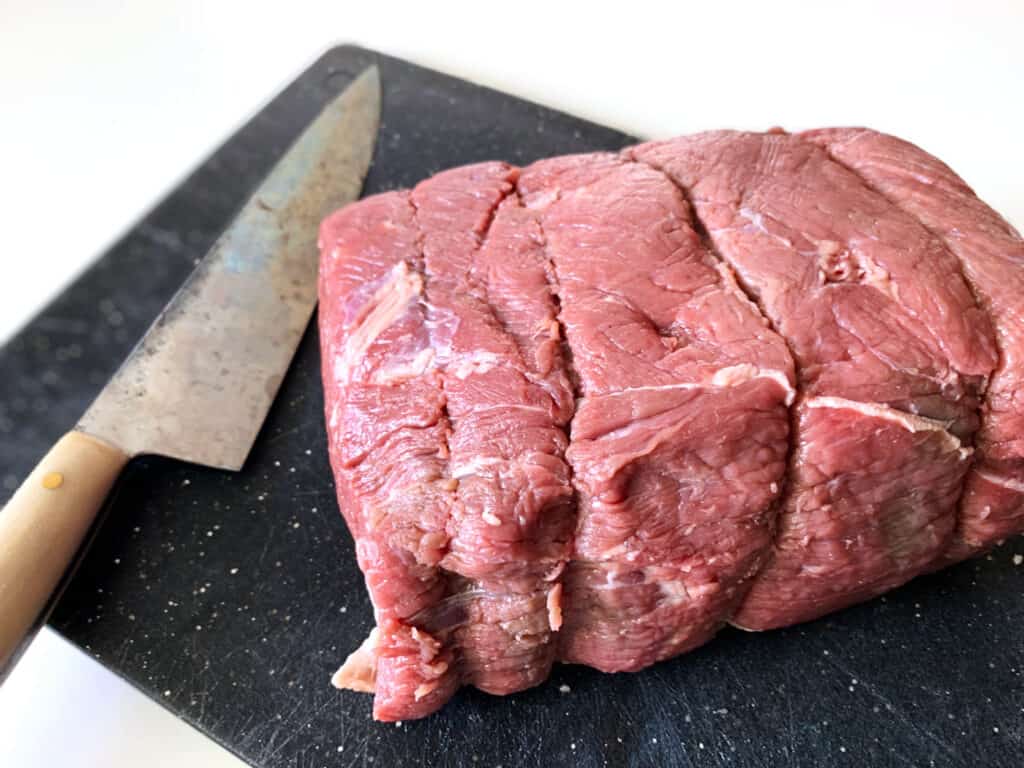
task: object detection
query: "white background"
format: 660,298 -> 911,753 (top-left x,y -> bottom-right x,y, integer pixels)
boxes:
0,2 -> 1021,766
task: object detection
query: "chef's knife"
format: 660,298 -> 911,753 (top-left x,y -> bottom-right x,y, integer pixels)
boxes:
0,65 -> 381,679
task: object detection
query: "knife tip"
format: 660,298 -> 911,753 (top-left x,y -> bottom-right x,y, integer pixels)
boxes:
356,64 -> 381,91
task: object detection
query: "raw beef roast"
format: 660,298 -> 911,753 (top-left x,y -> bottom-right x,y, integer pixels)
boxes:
318,128 -> 1016,721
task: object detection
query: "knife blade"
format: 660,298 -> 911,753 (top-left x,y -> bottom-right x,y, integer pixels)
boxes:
81,65 -> 381,470
0,65 -> 381,678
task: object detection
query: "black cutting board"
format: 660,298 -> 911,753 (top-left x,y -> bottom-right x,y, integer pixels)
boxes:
2,45 -> 1022,768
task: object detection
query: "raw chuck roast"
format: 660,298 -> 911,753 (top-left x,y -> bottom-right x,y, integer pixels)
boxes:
317,128 -> 1020,721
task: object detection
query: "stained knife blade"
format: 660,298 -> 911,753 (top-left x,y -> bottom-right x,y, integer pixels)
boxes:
80,65 -> 381,470
0,66 -> 381,678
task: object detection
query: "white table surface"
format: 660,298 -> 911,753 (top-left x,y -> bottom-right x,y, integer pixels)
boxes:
1,2 -> 1021,766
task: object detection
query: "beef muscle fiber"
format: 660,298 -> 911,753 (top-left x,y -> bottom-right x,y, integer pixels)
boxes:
802,127 -> 1024,561
631,132 -> 996,629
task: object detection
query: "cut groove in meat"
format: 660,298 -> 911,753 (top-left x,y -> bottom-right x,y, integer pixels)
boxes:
631,132 -> 997,629
800,127 -> 1024,561
519,152 -> 793,670
625,157 -> 803,429
521,182 -> 583,655
319,190 -> 460,721
521,184 -> 584,410
413,162 -> 576,696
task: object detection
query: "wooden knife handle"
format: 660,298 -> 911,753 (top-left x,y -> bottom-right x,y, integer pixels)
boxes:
0,431 -> 128,681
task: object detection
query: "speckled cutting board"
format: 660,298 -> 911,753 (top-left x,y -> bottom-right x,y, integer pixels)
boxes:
1,45 -> 1022,768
